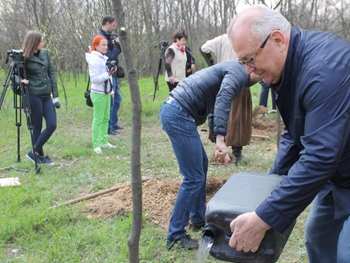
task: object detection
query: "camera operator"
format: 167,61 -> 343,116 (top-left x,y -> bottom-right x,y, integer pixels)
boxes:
98,15 -> 123,135
20,30 -> 59,165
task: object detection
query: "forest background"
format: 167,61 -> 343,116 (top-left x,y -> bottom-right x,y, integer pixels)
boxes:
1,0 -> 350,86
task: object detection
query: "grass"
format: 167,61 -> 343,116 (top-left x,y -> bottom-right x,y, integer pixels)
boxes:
0,72 -> 308,262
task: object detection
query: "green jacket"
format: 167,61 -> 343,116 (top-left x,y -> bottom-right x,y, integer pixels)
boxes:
25,49 -> 58,97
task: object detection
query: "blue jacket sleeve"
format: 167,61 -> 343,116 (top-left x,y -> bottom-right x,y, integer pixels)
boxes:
256,61 -> 350,233
213,64 -> 250,136
105,43 -> 121,62
269,130 -> 300,175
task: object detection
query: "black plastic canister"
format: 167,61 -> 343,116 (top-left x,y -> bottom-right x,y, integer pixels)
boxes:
203,172 -> 295,263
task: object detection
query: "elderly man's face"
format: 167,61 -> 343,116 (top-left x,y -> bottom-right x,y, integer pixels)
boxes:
231,26 -> 285,84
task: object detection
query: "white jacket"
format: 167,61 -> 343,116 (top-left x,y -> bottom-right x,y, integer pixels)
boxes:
85,51 -> 114,94
201,34 -> 238,62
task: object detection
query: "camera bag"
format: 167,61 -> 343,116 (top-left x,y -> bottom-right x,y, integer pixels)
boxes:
84,77 -> 93,107
116,65 -> 125,78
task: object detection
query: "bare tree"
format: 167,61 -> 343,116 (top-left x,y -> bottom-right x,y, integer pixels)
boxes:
112,0 -> 143,262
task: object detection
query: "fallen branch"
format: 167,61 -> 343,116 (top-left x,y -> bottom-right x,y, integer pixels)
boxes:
50,177 -> 151,209
252,134 -> 270,139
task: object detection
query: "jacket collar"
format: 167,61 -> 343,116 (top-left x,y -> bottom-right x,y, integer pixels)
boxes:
273,27 -> 302,91
27,49 -> 45,65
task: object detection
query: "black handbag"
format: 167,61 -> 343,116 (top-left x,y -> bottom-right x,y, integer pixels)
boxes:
116,65 -> 125,78
84,77 -> 93,107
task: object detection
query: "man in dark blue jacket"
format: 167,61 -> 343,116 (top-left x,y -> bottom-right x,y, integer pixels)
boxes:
224,4 -> 350,263
98,15 -> 123,135
160,61 -> 259,250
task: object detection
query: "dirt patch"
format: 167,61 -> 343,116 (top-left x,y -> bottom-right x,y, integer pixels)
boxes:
85,106 -> 282,228
86,175 -> 229,229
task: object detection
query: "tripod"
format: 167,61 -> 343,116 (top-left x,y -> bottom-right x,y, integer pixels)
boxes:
153,41 -> 168,101
0,50 -> 41,174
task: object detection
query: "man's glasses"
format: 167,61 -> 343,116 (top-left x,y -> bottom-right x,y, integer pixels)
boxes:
239,34 -> 271,66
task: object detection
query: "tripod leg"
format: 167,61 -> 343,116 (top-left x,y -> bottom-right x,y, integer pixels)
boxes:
153,48 -> 166,101
18,64 -> 40,174
0,64 -> 30,173
0,66 -> 14,109
15,91 -> 21,162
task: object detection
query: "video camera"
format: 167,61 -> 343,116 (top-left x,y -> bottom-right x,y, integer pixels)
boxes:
4,50 -> 25,96
106,60 -> 117,70
106,33 -> 119,46
154,40 -> 169,50
6,49 -> 24,64
107,33 -> 118,39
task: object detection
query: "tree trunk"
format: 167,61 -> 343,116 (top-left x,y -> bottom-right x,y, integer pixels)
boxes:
112,1 -> 143,262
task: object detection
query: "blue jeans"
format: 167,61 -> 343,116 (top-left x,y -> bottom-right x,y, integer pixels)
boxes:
109,77 -> 122,130
159,97 -> 207,240
305,193 -> 350,263
29,95 -> 57,156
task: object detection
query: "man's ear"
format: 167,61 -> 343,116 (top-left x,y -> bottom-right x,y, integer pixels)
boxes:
270,30 -> 288,53
271,30 -> 285,45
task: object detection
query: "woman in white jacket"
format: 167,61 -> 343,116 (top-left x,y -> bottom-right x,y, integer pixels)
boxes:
86,35 -> 117,154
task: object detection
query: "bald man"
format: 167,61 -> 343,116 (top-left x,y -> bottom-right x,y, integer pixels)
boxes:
223,4 -> 350,263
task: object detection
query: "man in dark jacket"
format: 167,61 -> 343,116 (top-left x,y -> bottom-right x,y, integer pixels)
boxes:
224,4 -> 350,262
160,61 -> 259,250
98,15 -> 123,135
185,46 -> 195,77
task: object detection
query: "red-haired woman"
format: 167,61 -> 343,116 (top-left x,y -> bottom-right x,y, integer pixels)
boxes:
86,35 -> 117,154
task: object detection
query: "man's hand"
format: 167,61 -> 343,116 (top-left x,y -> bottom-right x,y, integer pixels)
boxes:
229,212 -> 271,253
169,76 -> 175,84
112,37 -> 120,45
110,66 -> 118,75
215,135 -> 230,164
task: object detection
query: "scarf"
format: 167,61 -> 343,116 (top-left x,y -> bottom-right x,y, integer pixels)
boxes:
175,43 -> 185,53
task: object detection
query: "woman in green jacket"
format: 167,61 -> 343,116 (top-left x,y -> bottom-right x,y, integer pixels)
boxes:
21,31 -> 59,165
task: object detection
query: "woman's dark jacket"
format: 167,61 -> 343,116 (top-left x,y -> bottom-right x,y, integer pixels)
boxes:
256,27 -> 350,233
25,49 -> 58,97
170,61 -> 250,136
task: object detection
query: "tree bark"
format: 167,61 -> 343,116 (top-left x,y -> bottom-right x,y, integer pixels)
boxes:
112,1 -> 143,262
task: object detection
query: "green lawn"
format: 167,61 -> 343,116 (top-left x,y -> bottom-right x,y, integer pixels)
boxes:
0,72 -> 307,262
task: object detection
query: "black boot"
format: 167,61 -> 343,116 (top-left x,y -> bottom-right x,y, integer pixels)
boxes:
232,146 -> 243,162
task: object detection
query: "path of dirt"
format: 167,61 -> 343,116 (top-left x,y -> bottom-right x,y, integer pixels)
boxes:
85,106 -> 282,229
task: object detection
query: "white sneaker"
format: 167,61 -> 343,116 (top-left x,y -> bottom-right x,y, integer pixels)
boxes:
94,147 -> 102,154
100,143 -> 116,149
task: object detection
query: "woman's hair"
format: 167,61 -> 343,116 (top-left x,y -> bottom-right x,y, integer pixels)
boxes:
89,35 -> 107,53
22,31 -> 43,60
172,29 -> 187,42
